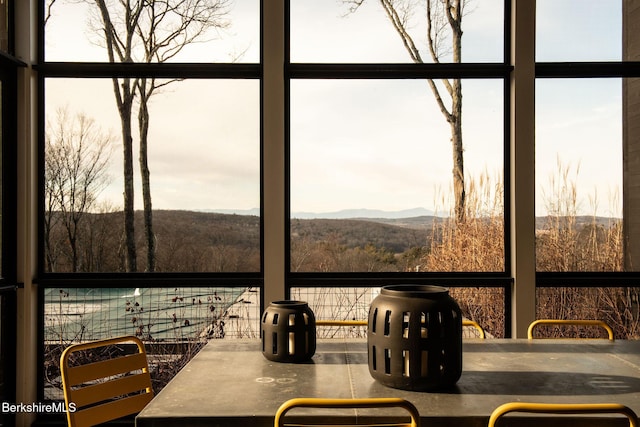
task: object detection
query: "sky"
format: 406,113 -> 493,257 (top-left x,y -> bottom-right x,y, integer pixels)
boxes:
44,0 -> 625,217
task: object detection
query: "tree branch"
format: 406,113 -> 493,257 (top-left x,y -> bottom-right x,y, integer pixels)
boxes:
380,0 -> 423,63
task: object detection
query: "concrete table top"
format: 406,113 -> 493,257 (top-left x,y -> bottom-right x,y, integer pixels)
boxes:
136,339 -> 640,427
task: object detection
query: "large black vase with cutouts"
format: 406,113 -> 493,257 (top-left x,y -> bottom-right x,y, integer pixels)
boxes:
367,285 -> 462,391
261,300 -> 316,363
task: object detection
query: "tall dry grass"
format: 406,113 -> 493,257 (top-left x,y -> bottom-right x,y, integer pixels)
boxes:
420,166 -> 639,339
419,172 -> 506,337
534,161 -> 638,339
423,172 -> 504,272
536,159 -> 624,272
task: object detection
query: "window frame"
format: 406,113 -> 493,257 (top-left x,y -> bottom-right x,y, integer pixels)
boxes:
533,3 -> 640,309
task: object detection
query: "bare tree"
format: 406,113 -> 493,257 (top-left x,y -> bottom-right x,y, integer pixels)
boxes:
81,0 -> 141,272
133,1 -> 230,271
45,108 -> 113,272
345,0 -> 468,222
61,0 -> 231,271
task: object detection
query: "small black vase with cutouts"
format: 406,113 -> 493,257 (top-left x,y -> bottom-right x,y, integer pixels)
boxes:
261,300 -> 316,363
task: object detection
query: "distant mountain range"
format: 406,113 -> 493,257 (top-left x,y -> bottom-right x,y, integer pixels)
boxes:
292,207 -> 437,219
197,208 -> 621,232
203,207 -> 438,219
204,208 -> 261,216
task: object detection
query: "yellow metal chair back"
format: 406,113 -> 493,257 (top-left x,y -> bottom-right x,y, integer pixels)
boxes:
316,320 -> 368,326
527,319 -> 614,340
60,335 -> 154,427
316,319 -> 485,339
488,402 -> 638,427
462,320 -> 486,339
275,397 -> 420,427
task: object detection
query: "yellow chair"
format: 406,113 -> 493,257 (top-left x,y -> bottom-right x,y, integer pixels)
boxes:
316,320 -> 368,326
463,319 -> 486,339
274,397 -> 420,427
60,335 -> 154,427
488,402 -> 638,427
316,319 -> 486,338
527,319 -> 614,340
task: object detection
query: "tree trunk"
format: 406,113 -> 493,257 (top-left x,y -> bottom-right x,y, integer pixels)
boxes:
68,229 -> 78,272
96,0 -> 138,272
450,2 -> 465,223
450,78 -> 465,223
119,85 -> 137,272
138,81 -> 155,272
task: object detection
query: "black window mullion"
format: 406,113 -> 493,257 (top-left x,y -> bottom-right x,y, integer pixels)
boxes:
536,61 -> 640,78
288,63 -> 512,80
35,62 -> 262,79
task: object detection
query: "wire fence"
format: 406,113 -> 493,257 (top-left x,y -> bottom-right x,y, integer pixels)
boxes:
44,286 -> 260,342
291,286 -> 504,339
43,286 -> 260,399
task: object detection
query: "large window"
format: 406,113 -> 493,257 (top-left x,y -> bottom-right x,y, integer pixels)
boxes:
43,78 -> 260,273
289,0 -> 505,63
41,1 -> 261,275
287,0 -> 508,273
535,0 -> 631,274
39,0 -> 262,402
535,0 -> 640,274
535,78 -> 623,272
15,2 -> 640,421
286,0 -> 511,338
289,78 -> 505,274
30,1 -> 640,408
43,0 -> 259,63
534,0 -> 640,339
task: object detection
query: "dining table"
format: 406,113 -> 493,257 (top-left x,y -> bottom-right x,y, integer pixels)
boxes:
135,338 -> 640,427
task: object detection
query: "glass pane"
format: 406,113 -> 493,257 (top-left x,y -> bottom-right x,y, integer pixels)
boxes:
44,0 -> 259,63
536,0 -> 626,62
290,0 -> 504,63
44,78 -> 260,273
535,78 -> 630,272
43,286 -> 260,398
290,79 -> 505,273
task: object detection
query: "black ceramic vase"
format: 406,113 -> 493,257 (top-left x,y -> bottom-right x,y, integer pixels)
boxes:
261,300 -> 316,363
367,285 -> 462,391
